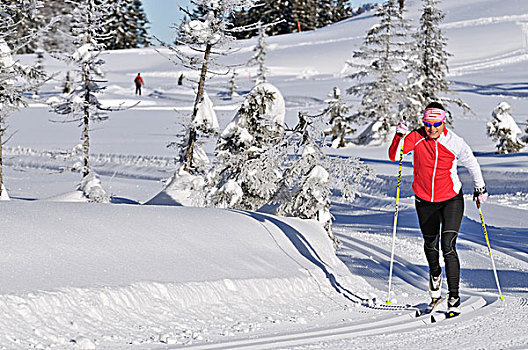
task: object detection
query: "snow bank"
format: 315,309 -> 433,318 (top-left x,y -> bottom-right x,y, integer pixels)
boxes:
145,166 -> 205,206
0,202 -> 369,347
0,184 -> 9,201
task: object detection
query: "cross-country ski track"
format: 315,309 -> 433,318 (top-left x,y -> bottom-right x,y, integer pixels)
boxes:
159,191 -> 524,350
173,225 -> 504,350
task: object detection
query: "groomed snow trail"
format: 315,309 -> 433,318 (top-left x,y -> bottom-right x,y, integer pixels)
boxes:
3,146 -> 528,349
175,296 -> 492,350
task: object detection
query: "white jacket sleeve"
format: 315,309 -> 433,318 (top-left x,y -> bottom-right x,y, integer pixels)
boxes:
458,139 -> 485,189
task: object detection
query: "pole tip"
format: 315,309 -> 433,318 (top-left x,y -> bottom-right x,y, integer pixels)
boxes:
385,300 -> 391,305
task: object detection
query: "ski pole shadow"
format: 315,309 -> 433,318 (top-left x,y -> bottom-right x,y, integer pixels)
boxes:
461,268 -> 528,295
236,210 -> 367,304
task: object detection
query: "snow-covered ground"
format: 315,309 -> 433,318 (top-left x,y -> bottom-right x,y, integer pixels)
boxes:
2,0 -> 528,348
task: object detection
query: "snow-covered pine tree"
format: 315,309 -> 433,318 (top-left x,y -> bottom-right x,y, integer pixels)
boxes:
210,83 -> 286,210
248,22 -> 269,84
0,1 -> 46,200
33,47 -> 45,96
7,0 -> 149,53
317,0 -> 335,28
227,69 -> 239,98
47,0 -> 118,202
132,0 -> 151,47
230,0 -> 295,38
101,0 -> 131,50
317,0 -> 352,28
401,0 -> 469,129
487,102 -> 525,154
101,0 -> 150,50
230,0 -> 353,39
3,1 -> 44,54
346,0 -> 412,145
163,0 -> 256,175
332,0 -> 353,25
277,139 -> 336,244
323,87 -> 353,148
147,1 -> 258,206
272,111 -> 372,248
292,0 -> 318,32
38,1 -> 76,54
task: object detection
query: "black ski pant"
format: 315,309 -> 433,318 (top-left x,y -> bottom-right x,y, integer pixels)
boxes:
415,191 -> 464,298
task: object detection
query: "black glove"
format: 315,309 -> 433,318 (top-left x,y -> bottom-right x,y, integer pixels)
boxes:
473,186 -> 488,203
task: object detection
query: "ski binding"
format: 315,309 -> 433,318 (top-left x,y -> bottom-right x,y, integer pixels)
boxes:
415,297 -> 444,317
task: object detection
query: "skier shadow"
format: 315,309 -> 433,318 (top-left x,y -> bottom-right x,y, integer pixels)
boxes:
460,268 -> 528,294
238,210 -> 367,304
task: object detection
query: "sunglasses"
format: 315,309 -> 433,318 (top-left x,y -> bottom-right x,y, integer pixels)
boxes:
424,121 -> 443,127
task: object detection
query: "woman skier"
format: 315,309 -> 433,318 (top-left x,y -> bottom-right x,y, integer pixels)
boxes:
388,102 -> 488,316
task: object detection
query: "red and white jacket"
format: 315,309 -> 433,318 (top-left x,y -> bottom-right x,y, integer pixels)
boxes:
388,127 -> 485,203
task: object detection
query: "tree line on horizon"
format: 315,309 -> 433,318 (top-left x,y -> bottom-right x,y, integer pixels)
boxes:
9,0 -> 380,54
227,1 -> 377,39
8,0 -> 150,54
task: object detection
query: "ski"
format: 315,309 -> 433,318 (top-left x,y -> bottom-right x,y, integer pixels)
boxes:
431,309 -> 460,323
415,297 -> 444,317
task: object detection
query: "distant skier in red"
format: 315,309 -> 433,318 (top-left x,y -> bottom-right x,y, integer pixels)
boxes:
134,73 -> 144,95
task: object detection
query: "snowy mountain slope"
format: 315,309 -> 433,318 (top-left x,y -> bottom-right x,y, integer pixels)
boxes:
1,0 -> 528,348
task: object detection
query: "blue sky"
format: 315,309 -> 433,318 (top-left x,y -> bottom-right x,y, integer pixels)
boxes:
142,0 -> 186,43
142,0 -> 372,43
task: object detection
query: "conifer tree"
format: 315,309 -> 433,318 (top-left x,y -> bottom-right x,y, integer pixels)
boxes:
101,0 -> 150,50
227,69 -> 239,98
102,0 -> 132,50
332,0 -> 353,25
0,1 -> 46,200
292,0 -> 317,32
323,87 -> 353,148
210,83 -> 285,210
401,0 -> 469,128
248,22 -> 269,84
346,0 -> 412,145
487,102 -> 525,154
23,1 -> 76,56
272,111 -> 372,248
134,0 -> 151,47
255,0 -> 296,36
271,111 -> 334,242
6,0 -> 149,53
4,1 -> 44,54
47,0 -> 118,202
164,0 -> 256,175
209,83 -> 372,247
147,0 -> 257,206
317,0 -> 335,28
231,0 -> 353,39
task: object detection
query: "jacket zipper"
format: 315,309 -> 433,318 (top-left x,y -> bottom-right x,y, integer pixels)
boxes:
431,140 -> 438,202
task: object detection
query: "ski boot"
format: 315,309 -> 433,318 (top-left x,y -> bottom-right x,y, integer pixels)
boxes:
428,273 -> 442,300
447,296 -> 461,318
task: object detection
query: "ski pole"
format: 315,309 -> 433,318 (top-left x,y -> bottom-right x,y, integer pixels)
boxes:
386,139 -> 405,305
476,200 -> 505,301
